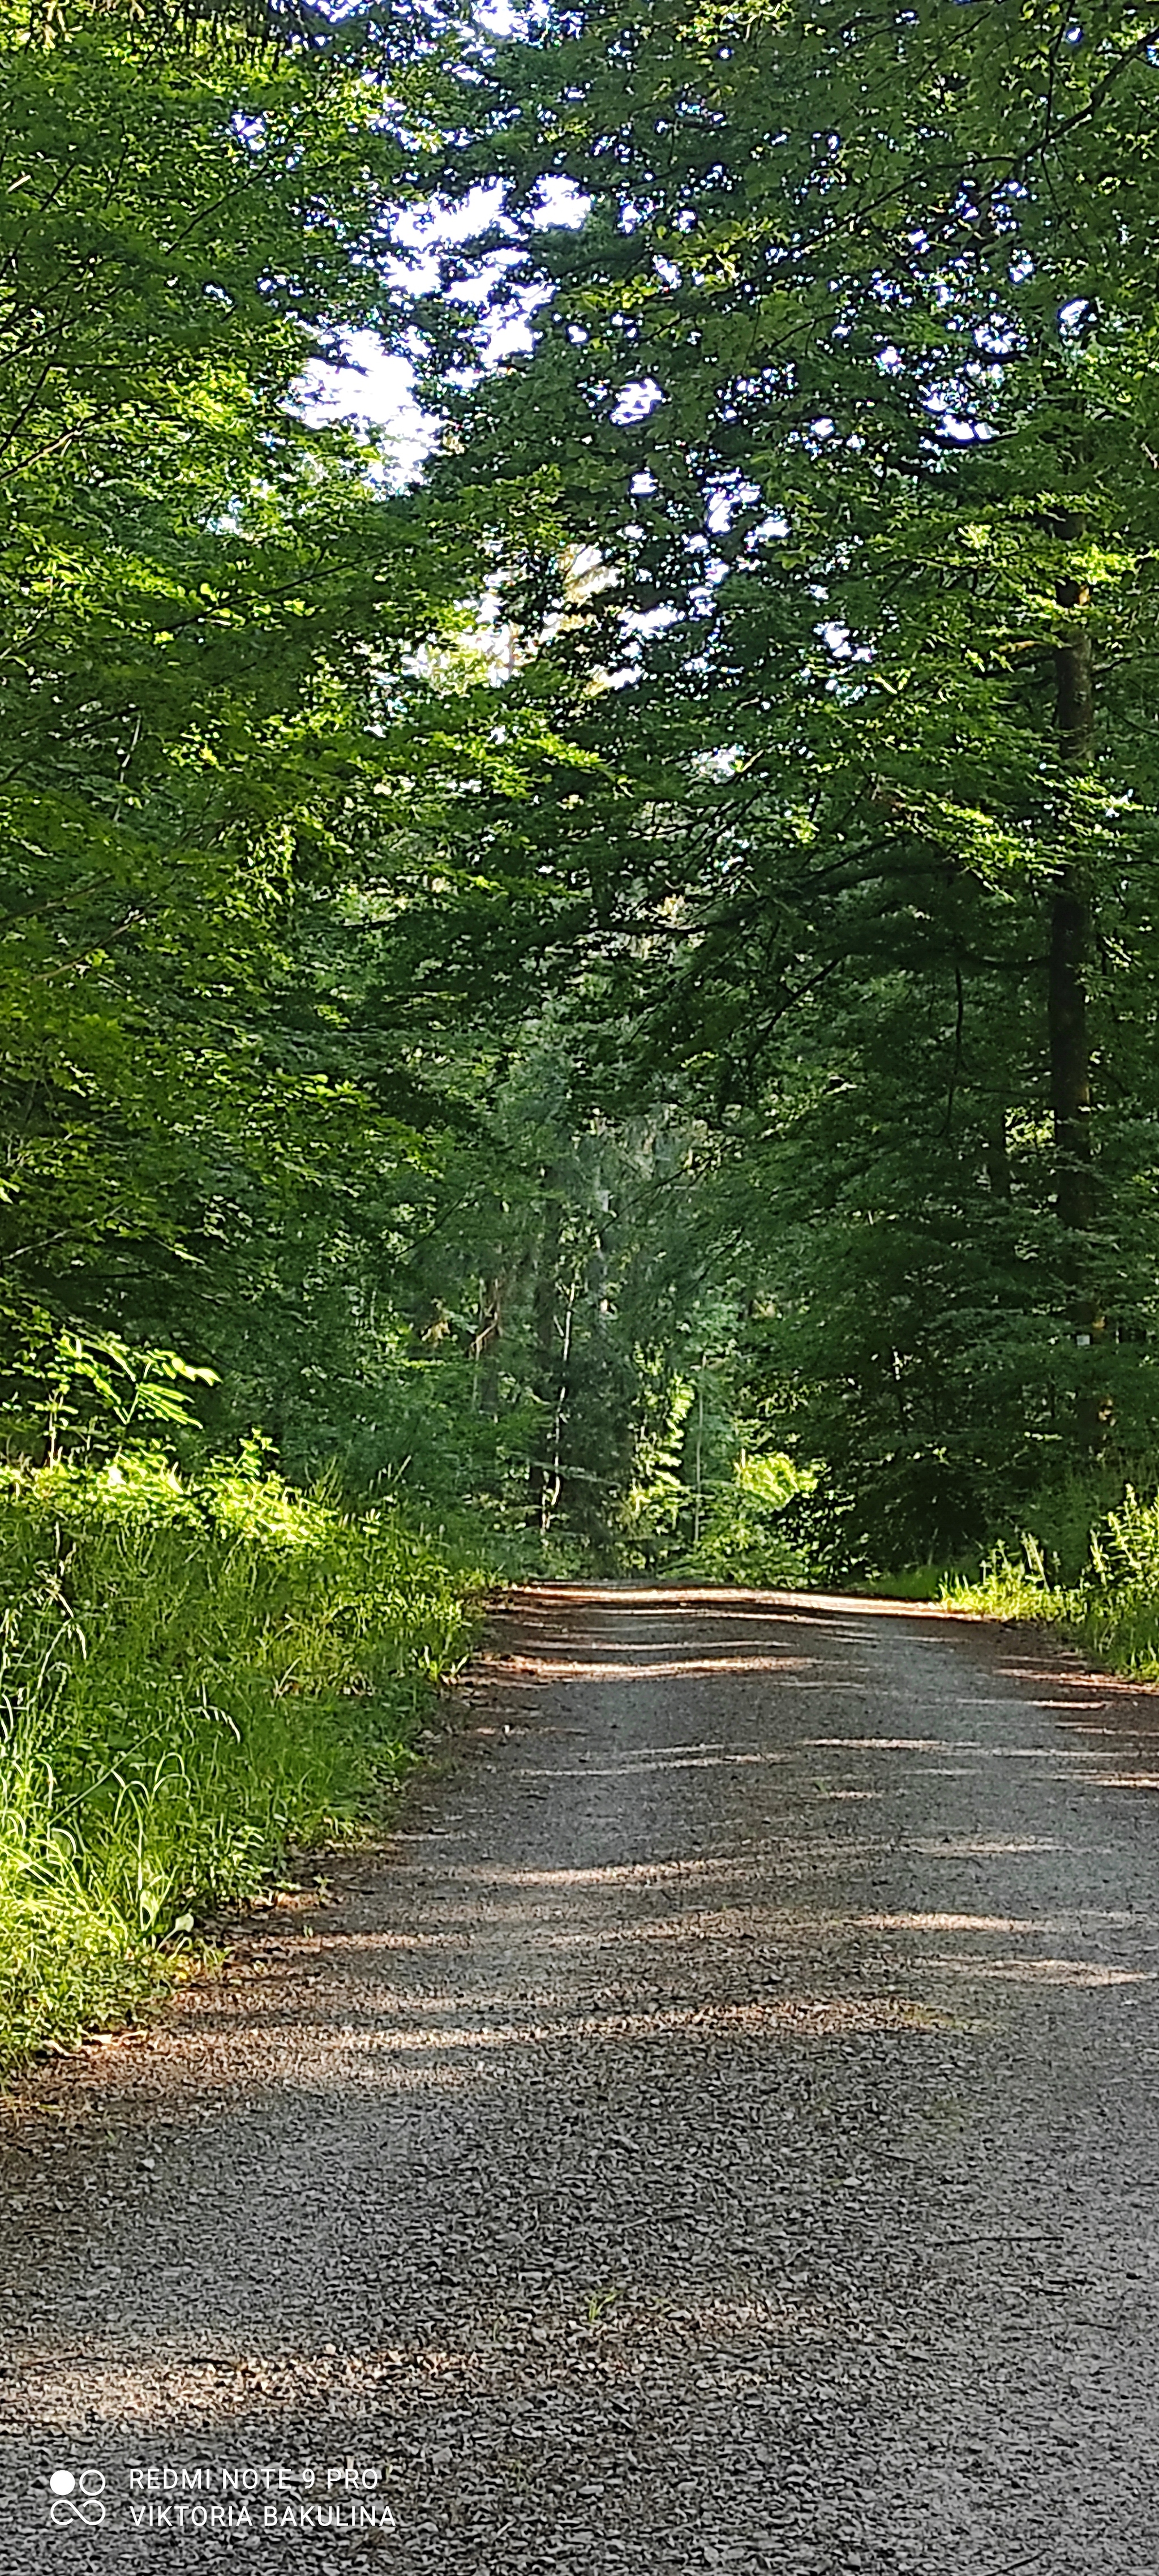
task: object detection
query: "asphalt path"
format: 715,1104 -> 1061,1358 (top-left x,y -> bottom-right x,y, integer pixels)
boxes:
5,1583 -> 1159,2573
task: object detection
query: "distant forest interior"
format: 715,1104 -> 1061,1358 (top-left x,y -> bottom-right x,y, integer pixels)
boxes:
6,0 -> 1159,2047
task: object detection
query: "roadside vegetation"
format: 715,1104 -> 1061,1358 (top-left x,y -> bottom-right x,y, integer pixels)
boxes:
0,1450 -> 483,2076
946,1491 -> 1159,1685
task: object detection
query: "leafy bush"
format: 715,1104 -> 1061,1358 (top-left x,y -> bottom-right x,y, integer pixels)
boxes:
677,1451 -> 813,1588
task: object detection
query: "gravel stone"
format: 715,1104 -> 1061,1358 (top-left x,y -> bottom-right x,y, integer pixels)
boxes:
2,1582 -> 1159,2570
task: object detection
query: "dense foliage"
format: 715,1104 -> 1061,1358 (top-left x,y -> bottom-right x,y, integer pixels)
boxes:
6,3 -> 1159,1679
418,0 -> 1159,1568
8,0 -> 1159,2062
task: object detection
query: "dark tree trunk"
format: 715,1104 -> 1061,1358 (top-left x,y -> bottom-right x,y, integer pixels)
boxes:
1049,577 -> 1105,1443
985,1106 -> 1011,1203
471,1275 -> 504,1417
527,1190 -> 564,1529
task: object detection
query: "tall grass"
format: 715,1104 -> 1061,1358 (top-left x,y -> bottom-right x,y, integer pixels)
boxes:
945,1485 -> 1159,1679
0,1448 -> 484,2073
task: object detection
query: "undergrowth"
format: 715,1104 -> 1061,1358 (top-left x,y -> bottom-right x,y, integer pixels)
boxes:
674,1452 -> 812,1589
945,1485 -> 1159,1678
0,1447 -> 486,2074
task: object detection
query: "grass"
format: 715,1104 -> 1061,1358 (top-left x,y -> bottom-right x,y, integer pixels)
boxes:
944,1486 -> 1159,1679
0,1446 -> 487,2076
850,1566 -> 949,1601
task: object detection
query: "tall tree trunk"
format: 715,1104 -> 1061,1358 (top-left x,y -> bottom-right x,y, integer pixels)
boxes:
1049,559 -> 1105,1444
471,1275 -> 504,1416
985,1105 -> 1011,1202
527,1189 -> 564,1530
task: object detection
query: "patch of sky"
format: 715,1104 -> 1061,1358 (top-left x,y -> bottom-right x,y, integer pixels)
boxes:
705,477 -> 761,535
300,333 -> 429,479
974,322 -> 1018,356
295,174 -> 588,474
932,407 -> 994,444
612,378 -> 665,425
819,620 -> 873,663
532,177 -> 591,230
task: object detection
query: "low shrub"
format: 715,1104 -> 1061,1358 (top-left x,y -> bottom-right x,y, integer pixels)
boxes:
676,1451 -> 812,1589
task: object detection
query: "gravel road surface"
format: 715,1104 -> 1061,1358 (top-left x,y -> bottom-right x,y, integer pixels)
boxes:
5,1581 -> 1159,2574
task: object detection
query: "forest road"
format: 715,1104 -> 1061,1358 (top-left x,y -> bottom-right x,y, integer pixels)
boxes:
5,1584 -> 1159,2575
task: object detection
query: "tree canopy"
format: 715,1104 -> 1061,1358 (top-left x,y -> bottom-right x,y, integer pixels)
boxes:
5,0 -> 1159,1575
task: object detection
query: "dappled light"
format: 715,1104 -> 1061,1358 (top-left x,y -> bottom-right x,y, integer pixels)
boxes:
10,5 -> 1159,2564
9,1583 -> 1159,2575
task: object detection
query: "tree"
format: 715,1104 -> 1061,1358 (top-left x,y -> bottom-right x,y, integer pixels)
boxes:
415,0 -> 1159,1553
0,0 -> 475,1436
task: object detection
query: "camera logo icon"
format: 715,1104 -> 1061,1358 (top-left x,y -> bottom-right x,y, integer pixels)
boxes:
49,2469 -> 107,2528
